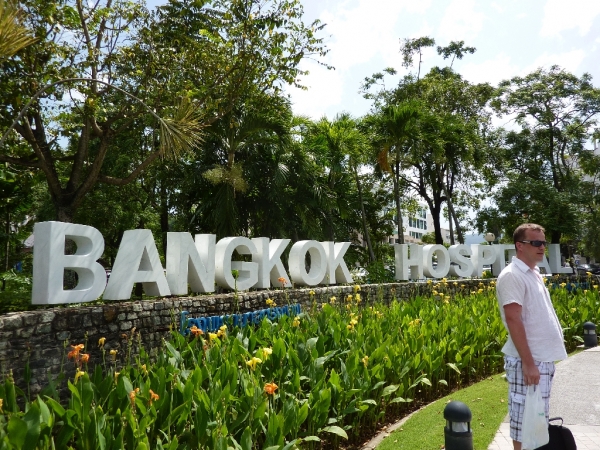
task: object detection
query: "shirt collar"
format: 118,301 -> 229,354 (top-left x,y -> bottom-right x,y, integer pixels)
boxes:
512,255 -> 540,274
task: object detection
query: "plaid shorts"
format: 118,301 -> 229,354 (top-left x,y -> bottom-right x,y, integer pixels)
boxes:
504,356 -> 555,443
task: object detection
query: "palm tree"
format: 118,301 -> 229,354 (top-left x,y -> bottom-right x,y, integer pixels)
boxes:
369,101 -> 420,244
307,113 -> 377,261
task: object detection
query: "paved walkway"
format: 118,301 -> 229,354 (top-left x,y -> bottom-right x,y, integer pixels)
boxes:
489,346 -> 600,450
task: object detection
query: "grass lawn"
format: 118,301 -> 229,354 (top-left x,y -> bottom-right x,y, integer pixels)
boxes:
376,373 -> 508,450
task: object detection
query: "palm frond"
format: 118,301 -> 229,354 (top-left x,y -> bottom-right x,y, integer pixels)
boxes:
0,0 -> 37,60
158,97 -> 204,157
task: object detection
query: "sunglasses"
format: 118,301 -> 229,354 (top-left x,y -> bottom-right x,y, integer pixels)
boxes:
519,240 -> 548,247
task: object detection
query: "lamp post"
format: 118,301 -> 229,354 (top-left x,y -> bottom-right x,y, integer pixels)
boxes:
484,233 -> 495,276
444,401 -> 473,450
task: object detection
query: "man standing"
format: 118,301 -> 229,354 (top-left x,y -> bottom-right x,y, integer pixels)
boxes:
496,223 -> 567,450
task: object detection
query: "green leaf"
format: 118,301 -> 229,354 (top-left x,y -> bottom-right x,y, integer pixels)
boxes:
240,426 -> 252,450
381,384 -> 399,396
447,362 -> 462,374
7,416 -> 27,447
321,425 -> 348,440
302,436 -> 321,442
23,401 -> 41,449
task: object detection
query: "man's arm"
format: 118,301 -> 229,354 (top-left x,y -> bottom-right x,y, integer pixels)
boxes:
504,302 -> 540,385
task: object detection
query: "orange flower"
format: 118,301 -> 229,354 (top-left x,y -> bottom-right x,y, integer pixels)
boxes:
190,325 -> 203,337
80,353 -> 90,364
264,382 -> 278,395
129,388 -> 140,407
68,344 -> 84,360
278,277 -> 287,286
149,389 -> 160,406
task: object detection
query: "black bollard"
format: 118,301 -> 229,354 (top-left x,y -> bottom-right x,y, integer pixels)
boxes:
444,400 -> 473,450
583,322 -> 597,348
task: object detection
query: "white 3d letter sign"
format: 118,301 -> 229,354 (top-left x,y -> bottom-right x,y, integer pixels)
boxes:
31,221 -> 572,305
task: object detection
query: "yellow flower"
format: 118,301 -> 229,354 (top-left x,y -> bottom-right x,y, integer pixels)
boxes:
141,364 -> 148,375
408,318 -> 422,327
0,398 -> 3,411
477,289 -> 483,294
571,307 -> 577,312
292,317 -> 300,327
594,285 -> 599,289
246,357 -> 262,370
330,296 -> 336,304
264,382 -> 278,395
442,278 -> 448,283
560,283 -> 567,288
98,337 -> 106,347
361,355 -> 369,367
266,298 -> 274,306
262,347 -> 273,359
220,325 -> 227,332
309,290 -> 315,296
427,279 -> 432,284
74,370 -> 85,383
347,324 -> 354,330
345,304 -> 351,310
453,282 -> 458,286
354,293 -> 361,303
353,285 -> 361,293
109,349 -> 118,360
584,289 -> 588,294
208,333 -> 218,341
432,290 -> 438,296
346,294 -> 353,302
586,271 -> 592,276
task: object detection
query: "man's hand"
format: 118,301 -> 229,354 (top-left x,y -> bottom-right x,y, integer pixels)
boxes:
522,360 -> 540,385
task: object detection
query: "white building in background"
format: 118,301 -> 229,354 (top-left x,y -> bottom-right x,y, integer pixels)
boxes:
386,204 -> 454,245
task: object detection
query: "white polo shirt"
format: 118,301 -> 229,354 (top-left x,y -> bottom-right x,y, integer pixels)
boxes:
496,256 -> 567,362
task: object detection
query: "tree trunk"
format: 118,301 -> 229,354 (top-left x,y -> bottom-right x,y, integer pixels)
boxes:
354,167 -> 375,262
160,182 -> 169,256
394,163 -> 404,244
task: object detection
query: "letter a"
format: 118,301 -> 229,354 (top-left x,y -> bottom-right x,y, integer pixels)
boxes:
104,229 -> 171,300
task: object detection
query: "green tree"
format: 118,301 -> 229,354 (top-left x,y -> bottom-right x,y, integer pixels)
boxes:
485,66 -> 600,243
0,0 -> 328,224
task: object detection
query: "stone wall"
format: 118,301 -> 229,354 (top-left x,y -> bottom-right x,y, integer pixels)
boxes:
0,279 -> 495,397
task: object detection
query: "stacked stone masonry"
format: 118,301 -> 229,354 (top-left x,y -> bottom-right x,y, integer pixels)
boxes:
2,279 -> 498,396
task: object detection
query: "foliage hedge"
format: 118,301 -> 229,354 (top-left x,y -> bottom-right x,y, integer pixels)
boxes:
0,278 -> 597,449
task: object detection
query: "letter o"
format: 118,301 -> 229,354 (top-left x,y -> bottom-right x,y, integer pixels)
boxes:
288,240 -> 327,286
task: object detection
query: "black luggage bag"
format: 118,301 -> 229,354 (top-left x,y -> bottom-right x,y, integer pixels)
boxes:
536,417 -> 577,450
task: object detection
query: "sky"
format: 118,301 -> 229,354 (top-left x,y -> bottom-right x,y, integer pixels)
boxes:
286,0 -> 600,121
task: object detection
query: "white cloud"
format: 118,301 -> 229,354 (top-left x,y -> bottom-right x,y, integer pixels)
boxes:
460,53 -> 519,85
540,0 -> 600,37
524,50 -> 586,74
286,62 -> 345,120
317,0 -> 432,72
437,0 -> 486,42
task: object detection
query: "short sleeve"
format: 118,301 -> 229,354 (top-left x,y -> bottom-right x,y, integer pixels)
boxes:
496,270 -> 525,308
